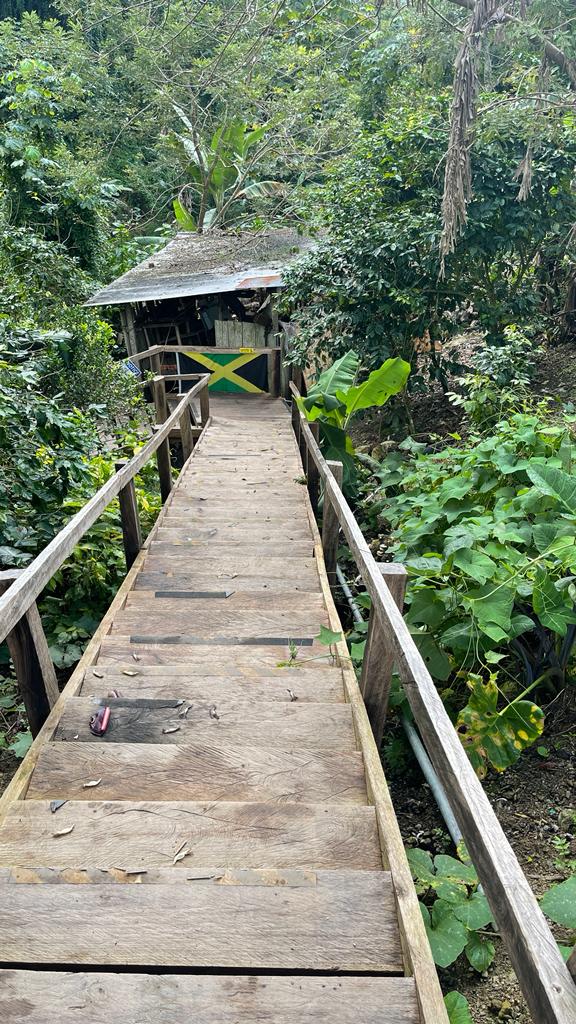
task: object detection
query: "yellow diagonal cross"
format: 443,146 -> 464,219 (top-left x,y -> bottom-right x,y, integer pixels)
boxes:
184,351 -> 264,393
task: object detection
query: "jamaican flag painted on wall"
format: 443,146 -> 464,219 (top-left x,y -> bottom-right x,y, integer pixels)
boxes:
177,350 -> 268,394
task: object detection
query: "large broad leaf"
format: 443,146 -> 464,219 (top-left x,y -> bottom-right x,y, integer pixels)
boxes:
307,350 -> 360,403
444,991 -> 473,1024
173,198 -> 196,231
456,676 -> 544,778
421,901 -> 468,968
337,357 -> 410,418
319,422 -> 356,483
465,931 -> 495,972
532,569 -> 576,637
527,464 -> 576,514
540,876 -> 576,928
464,583 -> 514,641
453,892 -> 493,930
413,633 -> 452,681
453,548 -> 498,585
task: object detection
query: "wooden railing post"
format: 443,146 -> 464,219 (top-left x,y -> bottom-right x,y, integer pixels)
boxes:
0,570 -> 59,736
200,382 -> 210,427
322,460 -> 343,587
360,563 -> 408,748
291,398 -> 300,444
115,461 -> 142,570
154,426 -> 173,503
152,375 -> 169,426
179,406 -> 194,462
307,421 -> 320,513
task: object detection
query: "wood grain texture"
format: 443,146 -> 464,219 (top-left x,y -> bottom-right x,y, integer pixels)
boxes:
27,741 -> 368,803
0,870 -> 402,970
0,972 -> 419,1024
109,608 -> 329,637
53,697 -> 356,750
0,800 -> 381,870
97,637 -> 337,667
125,591 -> 327,612
134,572 -> 321,593
78,668 -> 344,701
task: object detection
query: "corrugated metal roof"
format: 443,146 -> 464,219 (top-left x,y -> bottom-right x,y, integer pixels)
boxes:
86,228 -> 316,306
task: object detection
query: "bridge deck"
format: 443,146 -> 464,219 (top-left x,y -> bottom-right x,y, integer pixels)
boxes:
0,396 -> 441,1023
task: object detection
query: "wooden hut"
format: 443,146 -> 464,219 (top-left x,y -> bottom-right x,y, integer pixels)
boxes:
86,228 -> 314,396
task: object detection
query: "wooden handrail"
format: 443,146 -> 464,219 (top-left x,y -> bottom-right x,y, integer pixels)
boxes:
0,375 -> 209,645
289,382 -> 576,1024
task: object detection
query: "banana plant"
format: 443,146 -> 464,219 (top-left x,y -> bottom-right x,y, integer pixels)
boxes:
296,350 -> 410,479
170,108 -> 284,232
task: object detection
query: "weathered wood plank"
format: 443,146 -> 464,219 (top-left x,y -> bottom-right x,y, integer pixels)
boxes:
53,697 -> 356,750
143,554 -> 318,577
0,870 -> 402,971
26,742 -> 368,803
109,608 -> 329,637
0,800 -> 381,870
96,639 -> 338,669
0,971 -> 419,1024
79,667 -> 344,701
125,591 -> 327,613
133,572 -> 321,593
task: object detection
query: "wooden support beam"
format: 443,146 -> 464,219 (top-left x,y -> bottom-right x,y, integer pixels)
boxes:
291,399 -> 300,445
153,427 -> 173,503
115,463 -> 142,571
307,421 -> 320,514
321,460 -> 343,588
0,572 -> 59,737
179,408 -> 195,463
360,563 -> 407,748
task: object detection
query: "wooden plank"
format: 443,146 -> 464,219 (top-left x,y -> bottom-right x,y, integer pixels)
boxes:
143,554 -> 318,577
360,564 -> 407,747
155,527 -> 312,543
53,697 -> 356,750
134,572 -> 322,593
109,608 -> 329,637
125,592 -> 326,613
0,800 -> 381,870
96,639 -> 338,670
26,742 -> 368,803
322,459 -> 343,586
0,870 -> 402,971
148,541 -> 315,557
79,667 -> 344,700
294,392 -> 576,1024
0,971 -> 419,1024
117,474 -> 142,570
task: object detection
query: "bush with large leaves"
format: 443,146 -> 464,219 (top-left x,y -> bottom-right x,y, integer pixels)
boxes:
362,410 -> 576,773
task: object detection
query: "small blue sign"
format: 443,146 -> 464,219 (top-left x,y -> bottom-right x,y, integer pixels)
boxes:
124,359 -> 142,377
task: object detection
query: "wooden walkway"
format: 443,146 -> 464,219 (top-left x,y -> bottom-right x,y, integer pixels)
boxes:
0,396 -> 445,1022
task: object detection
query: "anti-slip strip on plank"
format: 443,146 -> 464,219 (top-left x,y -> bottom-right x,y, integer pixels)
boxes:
154,591 -> 233,599
129,635 -> 315,646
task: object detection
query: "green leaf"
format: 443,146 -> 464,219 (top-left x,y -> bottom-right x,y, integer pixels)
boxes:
307,351 -> 359,403
413,633 -> 452,681
423,900 -> 468,967
465,931 -> 495,972
433,855 -> 477,886
453,548 -> 497,585
453,893 -> 494,930
316,625 -> 343,646
337,357 -> 410,418
8,730 -> 32,758
527,464 -> 576,514
540,876 -> 576,928
172,198 -> 196,231
444,991 -> 473,1024
456,676 -> 544,778
407,847 -> 436,887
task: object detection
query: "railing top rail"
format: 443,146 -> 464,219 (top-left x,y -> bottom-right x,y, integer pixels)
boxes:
0,375 -> 209,645
289,381 -> 576,1024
